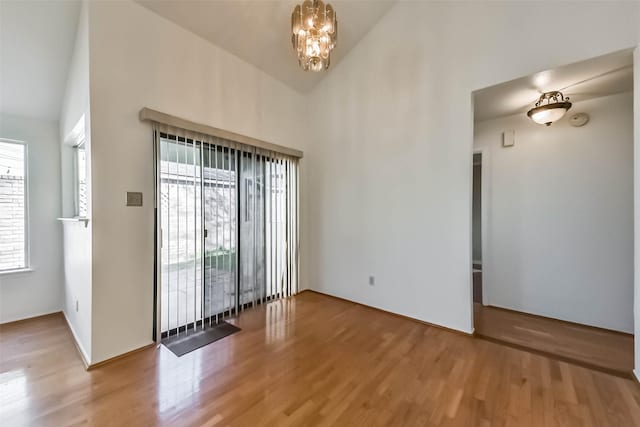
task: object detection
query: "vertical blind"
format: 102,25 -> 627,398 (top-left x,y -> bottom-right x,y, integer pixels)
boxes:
154,123 -> 299,338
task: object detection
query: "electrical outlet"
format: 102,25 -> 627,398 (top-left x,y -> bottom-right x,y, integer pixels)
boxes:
75,300 -> 79,312
369,276 -> 375,286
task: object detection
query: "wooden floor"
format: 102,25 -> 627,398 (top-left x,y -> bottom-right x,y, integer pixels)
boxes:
2,291 -> 640,426
474,303 -> 635,377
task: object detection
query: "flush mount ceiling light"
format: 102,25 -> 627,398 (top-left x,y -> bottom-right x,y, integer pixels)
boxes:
291,0 -> 337,72
527,91 -> 572,126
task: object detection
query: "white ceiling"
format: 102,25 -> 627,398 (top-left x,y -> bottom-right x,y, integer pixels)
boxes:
0,0 -> 81,121
474,49 -> 634,122
135,0 -> 396,93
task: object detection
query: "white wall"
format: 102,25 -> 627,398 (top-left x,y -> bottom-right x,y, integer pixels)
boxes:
475,93 -> 633,332
0,114 -> 63,323
59,1 -> 92,363
86,0 -> 308,363
306,1 -> 639,334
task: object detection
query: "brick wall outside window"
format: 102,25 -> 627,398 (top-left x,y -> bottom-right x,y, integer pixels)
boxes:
0,174 -> 25,270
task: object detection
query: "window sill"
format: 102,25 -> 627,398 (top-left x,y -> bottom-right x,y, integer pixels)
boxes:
57,217 -> 90,227
0,267 -> 34,276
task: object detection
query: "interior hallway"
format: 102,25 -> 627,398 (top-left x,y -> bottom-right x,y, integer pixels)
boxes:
2,291 -> 640,426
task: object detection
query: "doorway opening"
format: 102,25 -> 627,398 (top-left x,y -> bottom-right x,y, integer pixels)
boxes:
472,152 -> 482,305
470,49 -> 635,377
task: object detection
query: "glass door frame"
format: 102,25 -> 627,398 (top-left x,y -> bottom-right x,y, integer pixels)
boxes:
154,132 -> 289,342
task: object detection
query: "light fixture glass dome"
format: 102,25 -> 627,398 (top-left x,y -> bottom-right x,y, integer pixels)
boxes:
527,91 -> 572,126
291,0 -> 337,72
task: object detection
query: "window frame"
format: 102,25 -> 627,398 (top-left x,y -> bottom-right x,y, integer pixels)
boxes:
0,138 -> 30,273
73,139 -> 87,218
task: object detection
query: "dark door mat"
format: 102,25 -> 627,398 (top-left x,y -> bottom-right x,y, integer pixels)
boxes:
162,321 -> 241,357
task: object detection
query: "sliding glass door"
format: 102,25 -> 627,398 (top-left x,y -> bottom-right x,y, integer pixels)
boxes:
159,137 -> 204,334
156,129 -> 298,339
202,144 -> 237,323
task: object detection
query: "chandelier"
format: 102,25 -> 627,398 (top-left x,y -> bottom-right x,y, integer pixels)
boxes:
291,0 -> 337,72
527,91 -> 572,126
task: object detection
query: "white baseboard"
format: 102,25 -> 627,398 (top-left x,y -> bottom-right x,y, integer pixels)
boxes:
62,310 -> 91,368
634,369 -> 640,383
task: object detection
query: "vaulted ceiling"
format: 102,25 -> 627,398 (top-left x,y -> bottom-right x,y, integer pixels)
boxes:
0,1 -> 394,122
135,0 -> 396,93
0,0 -> 81,121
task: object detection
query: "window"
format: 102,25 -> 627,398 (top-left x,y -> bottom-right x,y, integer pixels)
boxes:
0,140 -> 28,271
74,141 -> 87,217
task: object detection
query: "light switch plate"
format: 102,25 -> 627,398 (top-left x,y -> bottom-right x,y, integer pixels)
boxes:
126,191 -> 143,207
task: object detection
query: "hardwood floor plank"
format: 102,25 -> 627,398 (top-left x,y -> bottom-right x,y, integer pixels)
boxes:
474,303 -> 634,376
1,292 -> 639,426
